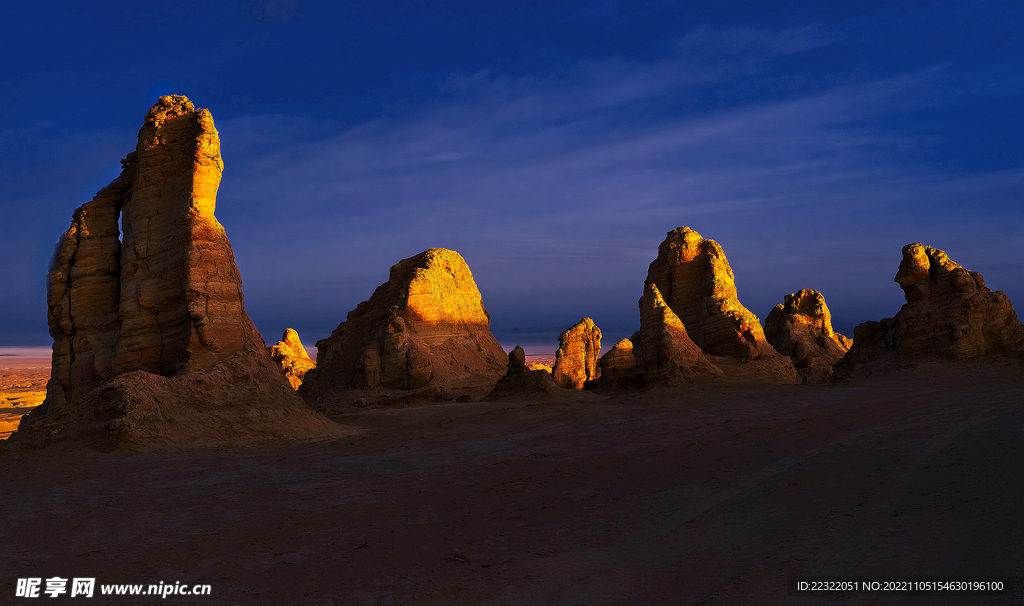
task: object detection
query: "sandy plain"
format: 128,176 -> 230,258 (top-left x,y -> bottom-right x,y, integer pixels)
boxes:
0,357 -> 1021,605
0,355 -> 48,440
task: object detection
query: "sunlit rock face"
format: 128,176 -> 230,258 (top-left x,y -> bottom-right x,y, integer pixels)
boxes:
484,345 -> 563,400
838,243 -> 1024,370
268,329 -> 316,390
765,289 -> 851,383
643,227 -> 799,383
302,248 -> 507,401
598,339 -> 637,380
15,96 -> 337,449
552,318 -> 602,389
635,283 -> 722,382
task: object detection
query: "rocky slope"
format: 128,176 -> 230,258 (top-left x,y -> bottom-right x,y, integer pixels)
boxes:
634,283 -> 722,382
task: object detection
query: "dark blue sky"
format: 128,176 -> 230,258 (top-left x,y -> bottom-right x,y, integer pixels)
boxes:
2,0 -> 1021,348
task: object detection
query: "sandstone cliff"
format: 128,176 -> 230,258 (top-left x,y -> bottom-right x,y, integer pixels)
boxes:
268,328 -> 317,390
765,289 -> 851,383
12,96 -> 340,450
837,243 -> 1024,375
643,227 -> 799,383
551,318 -> 602,389
635,283 -> 722,382
300,248 -> 507,406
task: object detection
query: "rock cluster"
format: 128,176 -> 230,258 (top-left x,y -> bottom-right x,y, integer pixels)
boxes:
551,318 -> 602,389
765,289 -> 851,383
484,346 -> 563,400
13,96 -> 339,449
301,248 -> 507,405
268,329 -> 316,390
639,228 -> 799,384
838,243 -> 1024,371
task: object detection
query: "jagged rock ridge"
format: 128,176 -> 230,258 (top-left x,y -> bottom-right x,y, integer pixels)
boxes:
635,283 -> 722,382
837,243 -> 1024,373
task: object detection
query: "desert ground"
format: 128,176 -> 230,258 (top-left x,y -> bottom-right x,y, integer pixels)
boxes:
1,357 -> 1021,605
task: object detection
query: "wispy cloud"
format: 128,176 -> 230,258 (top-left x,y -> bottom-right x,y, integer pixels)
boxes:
209,21 -> 1022,342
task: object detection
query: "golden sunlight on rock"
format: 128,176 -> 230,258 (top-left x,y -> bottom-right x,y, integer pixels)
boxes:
10,96 -> 342,450
597,338 -> 637,380
0,358 -> 48,440
301,248 -> 507,407
644,227 -> 799,384
837,242 -> 1024,377
268,328 -> 317,390
635,283 -> 722,382
552,318 -> 602,389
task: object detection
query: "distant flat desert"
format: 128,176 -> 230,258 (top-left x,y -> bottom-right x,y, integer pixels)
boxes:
0,349 -> 48,439
1,356 -> 1021,604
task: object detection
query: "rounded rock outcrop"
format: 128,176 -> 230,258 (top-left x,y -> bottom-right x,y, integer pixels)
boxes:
765,289 -> 851,383
300,248 -> 507,406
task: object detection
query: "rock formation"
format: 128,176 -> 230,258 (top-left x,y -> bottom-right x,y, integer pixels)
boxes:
484,346 -> 564,400
551,318 -> 602,389
765,289 -> 851,383
643,227 -> 799,383
635,283 -> 722,382
837,243 -> 1024,372
598,339 -> 638,380
12,96 -> 340,449
300,248 -> 507,405
268,328 -> 317,390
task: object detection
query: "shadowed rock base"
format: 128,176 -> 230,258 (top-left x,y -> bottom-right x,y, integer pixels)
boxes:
485,346 -> 575,401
